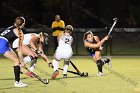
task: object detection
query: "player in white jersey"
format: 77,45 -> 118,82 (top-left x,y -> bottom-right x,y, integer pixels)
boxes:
52,25 -> 73,79
12,32 -> 52,77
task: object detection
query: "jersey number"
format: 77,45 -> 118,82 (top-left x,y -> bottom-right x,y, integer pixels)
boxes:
65,38 -> 70,44
1,30 -> 10,36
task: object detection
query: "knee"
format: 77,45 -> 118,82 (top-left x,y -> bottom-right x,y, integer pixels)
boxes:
95,54 -> 100,60
13,59 -> 20,66
64,60 -> 70,65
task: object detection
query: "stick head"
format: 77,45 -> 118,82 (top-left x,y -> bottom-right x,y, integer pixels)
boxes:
113,18 -> 118,21
80,72 -> 88,77
43,79 -> 49,84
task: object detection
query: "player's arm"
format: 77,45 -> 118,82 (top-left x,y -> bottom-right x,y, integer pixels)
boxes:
84,36 -> 109,48
94,36 -> 103,50
38,43 -> 53,67
30,34 -> 38,50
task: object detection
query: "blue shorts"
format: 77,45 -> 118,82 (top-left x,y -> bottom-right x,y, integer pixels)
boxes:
90,53 -> 95,58
0,37 -> 11,54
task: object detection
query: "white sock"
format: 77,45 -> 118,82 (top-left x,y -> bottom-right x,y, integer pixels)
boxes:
52,59 -> 59,71
63,65 -> 68,74
30,59 -> 37,72
23,56 -> 32,64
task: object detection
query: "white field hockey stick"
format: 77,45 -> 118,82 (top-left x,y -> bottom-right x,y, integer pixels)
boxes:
108,18 -> 118,36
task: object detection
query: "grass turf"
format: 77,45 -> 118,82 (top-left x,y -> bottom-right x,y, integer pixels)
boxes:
0,56 -> 140,93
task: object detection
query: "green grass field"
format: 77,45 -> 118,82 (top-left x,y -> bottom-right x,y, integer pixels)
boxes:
0,56 -> 140,93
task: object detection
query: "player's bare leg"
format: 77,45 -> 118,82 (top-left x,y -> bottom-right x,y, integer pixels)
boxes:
52,58 -> 59,79
63,60 -> 70,78
4,50 -> 28,87
94,51 -> 111,76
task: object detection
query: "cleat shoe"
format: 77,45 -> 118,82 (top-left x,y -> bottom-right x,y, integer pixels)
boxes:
14,81 -> 28,88
63,74 -> 67,78
25,71 -> 35,78
52,70 -> 59,79
107,57 -> 112,68
97,72 -> 103,76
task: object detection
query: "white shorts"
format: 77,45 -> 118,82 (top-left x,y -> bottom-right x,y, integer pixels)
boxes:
55,47 -> 73,61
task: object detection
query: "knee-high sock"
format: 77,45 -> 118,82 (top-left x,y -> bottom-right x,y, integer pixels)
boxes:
101,59 -> 105,66
101,58 -> 110,66
96,60 -> 103,73
52,59 -> 59,71
30,59 -> 37,72
104,58 -> 110,63
14,65 -> 20,82
63,65 -> 69,74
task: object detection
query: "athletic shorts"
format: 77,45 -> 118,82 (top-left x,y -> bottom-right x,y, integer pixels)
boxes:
54,47 -> 73,61
0,37 -> 11,54
90,53 -> 95,58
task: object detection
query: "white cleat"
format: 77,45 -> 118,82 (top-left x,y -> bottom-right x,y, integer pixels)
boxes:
14,81 -> 28,88
97,72 -> 103,76
107,57 -> 112,68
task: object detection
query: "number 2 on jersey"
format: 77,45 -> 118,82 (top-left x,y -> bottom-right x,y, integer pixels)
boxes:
65,38 -> 70,44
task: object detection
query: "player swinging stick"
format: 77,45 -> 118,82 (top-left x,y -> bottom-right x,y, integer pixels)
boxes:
0,17 -> 27,87
83,31 -> 111,76
83,18 -> 117,76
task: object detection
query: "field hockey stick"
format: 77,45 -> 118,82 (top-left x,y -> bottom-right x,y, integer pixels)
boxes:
70,61 -> 88,77
27,44 -> 42,55
107,18 -> 118,36
58,68 -> 81,76
24,66 -> 49,84
70,61 -> 81,74
27,45 -> 52,67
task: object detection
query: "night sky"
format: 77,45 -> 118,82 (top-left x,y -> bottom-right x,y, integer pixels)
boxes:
0,0 -> 140,28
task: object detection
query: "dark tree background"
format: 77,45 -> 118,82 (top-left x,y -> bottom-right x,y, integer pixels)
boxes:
0,0 -> 140,28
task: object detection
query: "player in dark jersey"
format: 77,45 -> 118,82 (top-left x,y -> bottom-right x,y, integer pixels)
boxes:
83,31 -> 111,76
0,17 -> 28,87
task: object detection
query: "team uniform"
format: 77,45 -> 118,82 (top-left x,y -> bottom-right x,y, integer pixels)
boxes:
0,26 -> 17,54
84,34 -> 111,76
52,32 -> 73,78
12,33 -> 39,49
51,25 -> 73,78
84,36 -> 99,58
12,33 -> 51,78
0,25 -> 28,87
54,33 -> 73,61
12,33 -> 39,75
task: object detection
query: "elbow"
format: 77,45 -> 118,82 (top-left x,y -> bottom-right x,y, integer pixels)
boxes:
93,44 -> 100,48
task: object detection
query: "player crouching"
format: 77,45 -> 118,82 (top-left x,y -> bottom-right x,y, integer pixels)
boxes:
12,32 -> 52,77
52,25 -> 73,79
